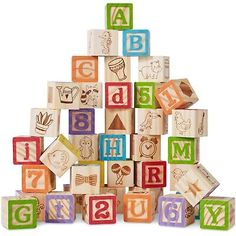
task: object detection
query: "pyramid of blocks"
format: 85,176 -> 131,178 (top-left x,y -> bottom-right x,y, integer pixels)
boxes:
2,3 -> 235,231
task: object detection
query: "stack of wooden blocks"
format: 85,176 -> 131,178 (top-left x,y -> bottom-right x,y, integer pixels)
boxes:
1,2 -> 235,231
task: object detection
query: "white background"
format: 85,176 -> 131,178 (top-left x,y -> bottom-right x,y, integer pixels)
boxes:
0,0 -> 235,235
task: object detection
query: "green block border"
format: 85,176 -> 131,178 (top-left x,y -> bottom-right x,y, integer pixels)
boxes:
168,137 -> 195,164
106,3 -> 133,30
200,199 -> 229,230
134,82 -> 156,108
8,199 -> 37,229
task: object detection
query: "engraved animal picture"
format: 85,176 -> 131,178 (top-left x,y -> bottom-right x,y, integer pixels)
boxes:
47,150 -> 69,172
99,31 -> 112,54
174,111 -> 191,135
80,84 -> 100,108
78,136 -> 94,160
139,111 -> 161,132
139,60 -> 162,80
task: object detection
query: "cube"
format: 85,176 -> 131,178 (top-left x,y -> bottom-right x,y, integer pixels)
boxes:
123,29 -> 150,56
1,197 -> 37,229
158,194 -> 195,227
168,137 -> 199,164
200,197 -> 235,230
172,109 -> 208,137
106,3 -> 133,30
13,136 -> 43,165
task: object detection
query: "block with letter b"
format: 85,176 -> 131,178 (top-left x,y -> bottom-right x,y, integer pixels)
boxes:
158,194 -> 195,227
82,194 -> 116,224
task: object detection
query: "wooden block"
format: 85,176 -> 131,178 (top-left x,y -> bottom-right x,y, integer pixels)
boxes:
40,134 -> 79,177
137,109 -> 168,135
104,56 -> 131,82
100,185 -> 126,213
45,192 -> 76,223
105,109 -> 134,134
69,109 -> 95,135
1,197 -> 37,229
170,164 -> 193,191
22,165 -> 56,193
156,79 -> 199,115
79,82 -> 102,108
130,134 -> 161,161
15,190 -> 46,221
138,56 -> 169,82
105,82 -> 132,108
172,109 -> 208,137
135,161 -> 167,188
200,196 -> 235,230
107,160 -> 134,187
158,194 -> 195,227
87,30 -> 118,56
195,204 -> 200,220
175,164 -> 220,207
82,194 -> 116,224
47,81 -> 80,109
69,134 -> 98,161
70,164 -> 100,194
13,136 -> 43,165
99,134 -> 126,161
106,3 -> 133,30
123,29 -> 150,56
79,161 -> 105,186
134,82 -> 157,108
30,108 -> 60,137
72,56 -> 98,82
168,137 -> 199,164
123,191 -> 155,223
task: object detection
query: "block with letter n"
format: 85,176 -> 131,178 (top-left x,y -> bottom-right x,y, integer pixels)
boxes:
99,134 -> 126,161
200,197 -> 235,230
168,137 -> 199,164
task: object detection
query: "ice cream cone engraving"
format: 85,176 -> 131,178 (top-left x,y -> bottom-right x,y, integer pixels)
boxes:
114,165 -> 131,185
56,86 -> 79,104
35,112 -> 54,135
108,57 -> 127,81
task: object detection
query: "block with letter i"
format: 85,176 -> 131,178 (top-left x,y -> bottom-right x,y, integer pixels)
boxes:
1,197 -> 37,229
13,136 -> 43,165
200,197 -> 235,230
45,192 -> 76,223
82,194 -> 116,224
158,194 -> 195,227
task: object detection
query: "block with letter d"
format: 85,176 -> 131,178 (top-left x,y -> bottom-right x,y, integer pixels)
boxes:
99,134 -> 126,161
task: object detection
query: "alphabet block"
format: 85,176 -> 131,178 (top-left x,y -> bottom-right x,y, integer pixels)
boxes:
70,164 -> 100,194
135,161 -> 167,188
156,79 -> 199,115
105,109 -> 134,134
72,56 -> 98,82
1,197 -> 37,229
40,134 -> 79,177
106,3 -> 133,30
138,56 -> 169,82
123,29 -> 150,56
22,165 -> 56,193
45,192 -> 76,223
15,190 -> 46,221
105,82 -> 132,108
13,136 -> 43,165
131,134 -> 161,161
168,137 -> 199,164
158,194 -> 195,227
175,164 -> 220,207
99,134 -> 126,161
87,30 -> 118,56
69,109 -> 95,135
105,56 -> 131,82
123,191 -> 156,223
30,108 -> 60,137
69,134 -> 98,161
107,160 -> 134,187
138,109 -> 168,135
100,185 -> 126,213
134,82 -> 157,108
172,109 -> 208,137
47,82 -> 80,109
82,194 -> 116,224
79,82 -> 102,108
200,197 -> 235,230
